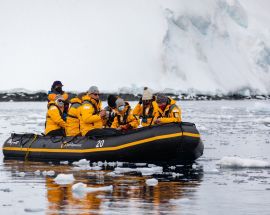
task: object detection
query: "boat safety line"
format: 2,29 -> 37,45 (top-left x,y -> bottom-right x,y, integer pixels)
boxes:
2,132 -> 200,154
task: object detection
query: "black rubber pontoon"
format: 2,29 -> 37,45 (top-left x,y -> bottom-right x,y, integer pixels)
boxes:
2,122 -> 203,163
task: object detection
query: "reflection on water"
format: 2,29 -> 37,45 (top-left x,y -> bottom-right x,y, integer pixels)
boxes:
3,160 -> 203,214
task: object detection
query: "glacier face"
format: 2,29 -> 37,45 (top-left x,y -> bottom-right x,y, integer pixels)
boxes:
161,0 -> 270,95
0,0 -> 270,95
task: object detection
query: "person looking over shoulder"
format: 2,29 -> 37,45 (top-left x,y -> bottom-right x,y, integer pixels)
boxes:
133,87 -> 160,127
65,93 -> 84,136
111,98 -> 139,131
45,96 -> 66,136
103,95 -> 118,128
154,94 -> 182,125
80,86 -> 106,136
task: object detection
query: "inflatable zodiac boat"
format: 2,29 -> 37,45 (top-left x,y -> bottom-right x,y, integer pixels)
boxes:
2,122 -> 203,163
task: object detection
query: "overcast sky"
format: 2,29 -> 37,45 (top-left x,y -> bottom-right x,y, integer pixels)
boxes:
0,0 -> 173,92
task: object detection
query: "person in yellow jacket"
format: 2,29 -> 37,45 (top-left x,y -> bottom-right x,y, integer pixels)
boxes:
45,97 -> 66,136
65,94 -> 83,136
154,94 -> 182,124
133,87 -> 160,127
80,86 -> 106,136
111,98 -> 139,130
47,81 -> 69,102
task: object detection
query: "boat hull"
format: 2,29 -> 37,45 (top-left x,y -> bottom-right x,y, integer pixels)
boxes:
2,123 -> 204,163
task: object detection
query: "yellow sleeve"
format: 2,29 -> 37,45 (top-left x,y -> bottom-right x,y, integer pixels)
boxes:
81,104 -> 101,123
159,106 -> 181,123
133,103 -> 142,116
127,114 -> 139,128
48,107 -> 66,128
111,117 -> 119,129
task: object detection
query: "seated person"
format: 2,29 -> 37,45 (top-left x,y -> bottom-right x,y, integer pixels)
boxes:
111,98 -> 139,130
154,94 -> 182,124
103,95 -> 118,128
47,81 -> 69,119
47,80 -> 69,102
133,87 -> 160,127
80,86 -> 106,136
65,93 -> 83,136
45,96 -> 66,136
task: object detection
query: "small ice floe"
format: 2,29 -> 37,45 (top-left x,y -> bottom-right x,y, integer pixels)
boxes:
24,208 -> 44,213
192,164 -> 197,169
106,172 -> 123,177
54,174 -> 75,185
108,162 -> 116,167
34,170 -> 41,176
169,166 -> 176,170
60,161 -> 69,165
73,166 -> 92,171
135,163 -> 147,167
146,178 -> 158,186
217,157 -> 270,168
148,164 -> 156,168
16,172 -> 26,177
72,182 -> 113,195
42,170 -> 55,176
172,172 -> 184,178
72,159 -> 90,166
137,166 -> 163,176
204,168 -> 220,174
116,161 -> 124,167
114,167 -> 134,174
92,166 -> 102,171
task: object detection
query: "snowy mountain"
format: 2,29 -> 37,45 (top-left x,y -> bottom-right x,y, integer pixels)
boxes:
0,0 -> 270,95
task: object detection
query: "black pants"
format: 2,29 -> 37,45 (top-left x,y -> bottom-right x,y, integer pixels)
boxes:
46,129 -> 65,136
85,128 -> 120,137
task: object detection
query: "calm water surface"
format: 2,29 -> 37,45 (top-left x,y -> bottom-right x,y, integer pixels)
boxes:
0,101 -> 270,215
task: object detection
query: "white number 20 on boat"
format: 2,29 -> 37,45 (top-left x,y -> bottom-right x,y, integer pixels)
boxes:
96,140 -> 104,148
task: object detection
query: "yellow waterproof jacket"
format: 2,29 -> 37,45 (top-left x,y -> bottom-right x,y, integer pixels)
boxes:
158,98 -> 182,123
133,101 -> 160,127
80,95 -> 103,136
45,101 -> 66,135
111,104 -> 139,129
48,92 -> 69,102
65,98 -> 82,136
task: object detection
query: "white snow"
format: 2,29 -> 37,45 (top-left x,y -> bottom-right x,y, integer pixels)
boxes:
54,174 -> 75,185
146,178 -> 158,186
217,157 -> 270,168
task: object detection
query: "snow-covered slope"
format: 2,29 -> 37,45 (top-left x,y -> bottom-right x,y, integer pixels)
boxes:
0,0 -> 270,95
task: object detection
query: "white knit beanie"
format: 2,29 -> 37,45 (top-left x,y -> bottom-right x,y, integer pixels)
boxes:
142,87 -> 153,100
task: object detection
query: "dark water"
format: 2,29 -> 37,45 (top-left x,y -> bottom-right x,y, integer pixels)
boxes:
0,101 -> 270,215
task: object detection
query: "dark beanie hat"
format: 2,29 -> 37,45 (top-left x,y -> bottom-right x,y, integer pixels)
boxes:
156,94 -> 168,104
52,81 -> 63,89
107,95 -> 118,108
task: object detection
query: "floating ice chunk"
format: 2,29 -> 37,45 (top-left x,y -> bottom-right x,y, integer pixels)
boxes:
205,169 -> 220,174
217,157 -> 270,168
108,162 -> 116,167
148,164 -> 156,168
192,164 -> 197,169
116,161 -> 124,167
114,167 -> 134,174
42,170 -> 55,176
24,208 -> 44,212
73,159 -> 90,166
34,170 -> 41,175
137,166 -> 163,176
17,172 -> 26,177
172,172 -> 184,178
146,178 -> 158,186
73,166 -> 92,171
106,172 -> 123,177
54,174 -> 75,185
169,166 -> 176,170
92,166 -> 102,171
135,163 -> 147,167
60,161 -> 69,165
72,182 -> 113,195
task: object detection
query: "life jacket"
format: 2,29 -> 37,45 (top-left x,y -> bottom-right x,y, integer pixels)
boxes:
116,106 -> 131,125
